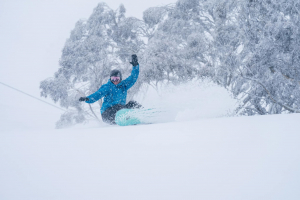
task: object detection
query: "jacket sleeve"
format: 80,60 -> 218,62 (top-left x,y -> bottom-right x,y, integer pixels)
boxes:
85,84 -> 109,104
121,65 -> 139,90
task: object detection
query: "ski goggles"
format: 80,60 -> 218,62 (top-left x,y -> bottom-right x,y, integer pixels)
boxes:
111,76 -> 121,82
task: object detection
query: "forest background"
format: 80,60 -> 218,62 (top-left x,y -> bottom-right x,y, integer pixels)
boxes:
2,0 -> 300,127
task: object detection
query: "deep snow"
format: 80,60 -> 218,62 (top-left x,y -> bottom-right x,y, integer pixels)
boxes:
1,114 -> 300,200
1,82 -> 300,200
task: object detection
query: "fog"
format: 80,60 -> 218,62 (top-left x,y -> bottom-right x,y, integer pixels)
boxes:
0,0 -> 175,95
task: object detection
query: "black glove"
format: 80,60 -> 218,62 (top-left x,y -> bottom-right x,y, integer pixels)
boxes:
130,54 -> 139,66
79,97 -> 89,102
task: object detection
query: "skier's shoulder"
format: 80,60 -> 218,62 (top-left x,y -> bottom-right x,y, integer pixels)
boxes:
96,80 -> 112,91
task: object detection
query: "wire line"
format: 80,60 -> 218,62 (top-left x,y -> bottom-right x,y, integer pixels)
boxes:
0,81 -> 66,112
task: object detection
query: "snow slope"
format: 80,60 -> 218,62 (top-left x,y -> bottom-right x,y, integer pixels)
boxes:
1,81 -> 300,200
1,113 -> 300,200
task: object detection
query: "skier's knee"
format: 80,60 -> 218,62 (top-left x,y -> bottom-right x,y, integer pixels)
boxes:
126,101 -> 142,109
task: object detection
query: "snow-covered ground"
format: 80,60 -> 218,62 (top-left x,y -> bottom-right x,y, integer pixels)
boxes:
1,82 -> 300,200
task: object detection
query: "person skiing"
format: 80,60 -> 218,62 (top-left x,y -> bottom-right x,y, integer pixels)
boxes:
79,54 -> 142,124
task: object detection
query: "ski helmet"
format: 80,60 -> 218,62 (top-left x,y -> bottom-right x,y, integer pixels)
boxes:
110,69 -> 122,80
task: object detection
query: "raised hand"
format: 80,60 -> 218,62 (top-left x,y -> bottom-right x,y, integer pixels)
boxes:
130,54 -> 139,66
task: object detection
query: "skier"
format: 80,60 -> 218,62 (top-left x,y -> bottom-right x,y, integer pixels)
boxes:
79,54 -> 142,124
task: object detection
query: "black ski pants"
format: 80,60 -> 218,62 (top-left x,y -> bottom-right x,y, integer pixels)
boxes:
101,101 -> 142,124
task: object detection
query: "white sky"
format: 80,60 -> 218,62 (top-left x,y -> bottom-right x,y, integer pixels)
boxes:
0,0 -> 175,96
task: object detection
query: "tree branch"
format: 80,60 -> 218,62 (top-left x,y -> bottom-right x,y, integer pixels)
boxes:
239,70 -> 300,113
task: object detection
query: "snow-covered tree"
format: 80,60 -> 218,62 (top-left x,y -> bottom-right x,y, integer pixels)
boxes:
224,0 -> 300,115
141,0 -> 300,115
140,0 -> 210,89
40,3 -> 145,128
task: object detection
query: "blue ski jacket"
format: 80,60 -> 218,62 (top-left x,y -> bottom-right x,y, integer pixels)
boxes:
85,65 -> 139,114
